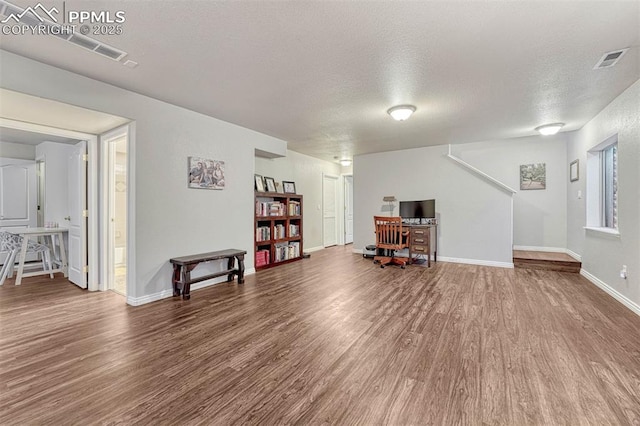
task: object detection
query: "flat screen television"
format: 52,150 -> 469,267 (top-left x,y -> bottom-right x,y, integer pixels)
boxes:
399,199 -> 435,219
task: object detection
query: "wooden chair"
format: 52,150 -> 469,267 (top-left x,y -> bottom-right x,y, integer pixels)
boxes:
373,216 -> 408,269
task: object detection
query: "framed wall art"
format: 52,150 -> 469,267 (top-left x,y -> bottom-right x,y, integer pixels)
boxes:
520,163 -> 546,190
283,181 -> 296,194
255,174 -> 265,192
189,157 -> 225,190
264,176 -> 277,193
570,159 -> 579,182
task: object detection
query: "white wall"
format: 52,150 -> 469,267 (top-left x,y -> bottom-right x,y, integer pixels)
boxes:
354,145 -> 514,265
454,134 -> 568,249
0,141 -> 35,160
1,50 -> 287,303
567,79 -> 640,306
255,150 -> 342,250
35,142 -> 74,226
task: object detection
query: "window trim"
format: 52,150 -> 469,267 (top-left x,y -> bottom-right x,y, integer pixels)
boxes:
586,134 -> 619,234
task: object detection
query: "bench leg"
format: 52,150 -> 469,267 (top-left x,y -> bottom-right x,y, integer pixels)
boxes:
172,265 -> 181,297
236,254 -> 245,284
227,256 -> 235,282
182,266 -> 195,300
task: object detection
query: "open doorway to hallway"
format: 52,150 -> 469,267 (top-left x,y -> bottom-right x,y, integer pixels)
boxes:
104,130 -> 128,296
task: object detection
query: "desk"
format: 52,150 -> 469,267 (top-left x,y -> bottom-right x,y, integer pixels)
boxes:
406,222 -> 437,267
10,227 -> 68,285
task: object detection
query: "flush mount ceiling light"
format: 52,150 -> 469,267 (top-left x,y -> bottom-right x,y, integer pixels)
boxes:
387,105 -> 416,121
340,159 -> 352,166
535,123 -> 564,136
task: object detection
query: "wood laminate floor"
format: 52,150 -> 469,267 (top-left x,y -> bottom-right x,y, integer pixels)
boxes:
2,246 -> 640,425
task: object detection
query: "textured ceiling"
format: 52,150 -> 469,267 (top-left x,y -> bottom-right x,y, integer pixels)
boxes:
0,1 -> 638,163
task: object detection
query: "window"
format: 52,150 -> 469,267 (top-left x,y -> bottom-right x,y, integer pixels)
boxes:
586,134 -> 619,233
602,142 -> 618,229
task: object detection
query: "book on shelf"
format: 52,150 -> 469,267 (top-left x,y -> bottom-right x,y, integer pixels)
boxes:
288,201 -> 301,216
256,249 -> 270,267
274,224 -> 286,240
256,201 -> 285,217
256,226 -> 271,242
289,224 -> 300,237
274,241 -> 300,262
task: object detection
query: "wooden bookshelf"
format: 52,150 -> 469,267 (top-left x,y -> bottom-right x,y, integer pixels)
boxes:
255,192 -> 303,270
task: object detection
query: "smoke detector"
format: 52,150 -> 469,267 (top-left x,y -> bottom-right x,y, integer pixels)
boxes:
594,49 -> 629,69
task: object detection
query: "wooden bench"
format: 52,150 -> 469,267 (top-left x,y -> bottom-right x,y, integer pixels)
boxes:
170,249 -> 246,300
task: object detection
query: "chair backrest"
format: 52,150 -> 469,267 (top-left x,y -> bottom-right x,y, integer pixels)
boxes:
0,231 -> 22,251
374,216 -> 405,250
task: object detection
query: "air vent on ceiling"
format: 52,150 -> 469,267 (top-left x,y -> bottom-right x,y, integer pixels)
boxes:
594,48 -> 629,69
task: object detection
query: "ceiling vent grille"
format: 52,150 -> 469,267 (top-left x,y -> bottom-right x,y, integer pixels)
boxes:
594,48 -> 629,69
0,0 -> 127,62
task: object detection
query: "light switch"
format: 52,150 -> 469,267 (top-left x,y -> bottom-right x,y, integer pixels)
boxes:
577,190 -> 582,199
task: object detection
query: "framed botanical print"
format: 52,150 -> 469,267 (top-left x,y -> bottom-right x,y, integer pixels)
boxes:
283,181 -> 296,194
255,174 -> 265,192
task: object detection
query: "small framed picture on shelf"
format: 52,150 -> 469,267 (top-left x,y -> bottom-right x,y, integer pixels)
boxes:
275,181 -> 284,193
255,174 -> 265,192
264,176 -> 277,192
283,181 -> 296,194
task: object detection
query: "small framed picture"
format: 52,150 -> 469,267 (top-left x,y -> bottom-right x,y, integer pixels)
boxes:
264,176 -> 277,193
570,159 -> 579,182
283,181 -> 296,194
255,174 -> 265,192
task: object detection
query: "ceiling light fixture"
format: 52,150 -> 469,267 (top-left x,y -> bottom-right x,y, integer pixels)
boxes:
340,159 -> 352,167
535,123 -> 564,136
387,105 -> 416,121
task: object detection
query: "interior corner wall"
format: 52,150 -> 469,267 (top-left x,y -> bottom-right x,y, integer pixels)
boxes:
255,150 -> 342,250
454,134 -> 568,249
0,50 -> 287,302
567,78 -> 640,305
0,141 -> 36,160
354,145 -> 513,264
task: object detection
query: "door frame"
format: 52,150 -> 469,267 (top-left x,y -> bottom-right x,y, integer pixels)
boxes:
0,118 -> 99,291
99,124 -> 135,300
322,173 -> 339,247
343,174 -> 353,244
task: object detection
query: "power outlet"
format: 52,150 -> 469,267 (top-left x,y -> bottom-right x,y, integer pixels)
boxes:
620,265 -> 628,279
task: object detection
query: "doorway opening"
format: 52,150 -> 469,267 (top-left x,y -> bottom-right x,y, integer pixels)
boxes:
105,130 -> 128,296
344,175 -> 353,244
323,174 -> 339,247
36,160 -> 45,228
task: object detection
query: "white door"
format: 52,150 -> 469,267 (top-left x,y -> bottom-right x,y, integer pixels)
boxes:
323,174 -> 338,247
344,175 -> 353,244
67,141 -> 87,288
0,159 -> 37,263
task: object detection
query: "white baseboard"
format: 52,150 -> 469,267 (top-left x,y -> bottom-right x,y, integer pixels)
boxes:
565,249 -> 582,262
438,256 -> 514,269
580,269 -> 640,317
127,289 -> 173,306
514,245 -> 567,253
304,246 -> 324,253
513,245 -> 582,262
127,269 -> 255,306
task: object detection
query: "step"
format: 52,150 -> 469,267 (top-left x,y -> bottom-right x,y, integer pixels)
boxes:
513,250 -> 581,273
